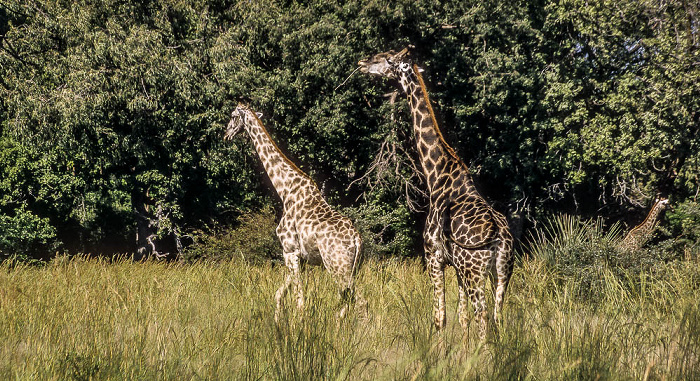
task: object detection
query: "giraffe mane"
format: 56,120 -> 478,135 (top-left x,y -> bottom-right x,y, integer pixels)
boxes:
411,64 -> 469,171
248,110 -> 318,186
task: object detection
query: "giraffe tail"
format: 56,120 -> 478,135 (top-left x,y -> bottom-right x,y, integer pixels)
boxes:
350,234 -> 363,279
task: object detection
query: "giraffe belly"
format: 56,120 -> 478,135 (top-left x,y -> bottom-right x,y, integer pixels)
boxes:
298,235 -> 324,266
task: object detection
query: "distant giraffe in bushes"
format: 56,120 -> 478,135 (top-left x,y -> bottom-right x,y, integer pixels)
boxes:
620,197 -> 669,251
358,49 -> 513,339
225,104 -> 364,320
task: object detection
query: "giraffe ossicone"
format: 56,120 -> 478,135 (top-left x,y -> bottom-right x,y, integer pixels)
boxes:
359,49 -> 514,339
225,103 -> 365,321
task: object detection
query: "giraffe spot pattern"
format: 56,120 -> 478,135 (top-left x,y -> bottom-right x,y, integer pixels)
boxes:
358,50 -> 514,337
228,104 -> 363,320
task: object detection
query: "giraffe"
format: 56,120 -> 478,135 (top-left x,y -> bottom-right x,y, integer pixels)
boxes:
358,49 -> 513,339
620,197 -> 669,251
225,104 -> 364,320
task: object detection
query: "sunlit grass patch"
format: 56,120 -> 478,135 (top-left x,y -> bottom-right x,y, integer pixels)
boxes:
0,241 -> 698,379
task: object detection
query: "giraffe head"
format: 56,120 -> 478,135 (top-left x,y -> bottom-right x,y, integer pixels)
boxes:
225,104 -> 262,140
656,197 -> 670,210
357,48 -> 412,80
358,48 -> 426,93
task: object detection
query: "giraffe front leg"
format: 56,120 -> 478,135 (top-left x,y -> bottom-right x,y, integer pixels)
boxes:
275,249 -> 303,323
275,272 -> 292,323
275,216 -> 304,320
425,208 -> 447,331
427,255 -> 446,330
287,251 -> 304,311
457,276 -> 471,332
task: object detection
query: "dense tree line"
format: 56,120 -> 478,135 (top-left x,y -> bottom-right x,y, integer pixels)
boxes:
0,0 -> 698,259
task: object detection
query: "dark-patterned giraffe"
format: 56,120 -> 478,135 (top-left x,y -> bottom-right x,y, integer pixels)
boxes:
225,104 -> 363,320
620,197 -> 669,251
358,49 -> 513,338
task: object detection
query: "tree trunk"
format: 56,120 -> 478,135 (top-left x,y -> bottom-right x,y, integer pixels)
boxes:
132,190 -> 154,260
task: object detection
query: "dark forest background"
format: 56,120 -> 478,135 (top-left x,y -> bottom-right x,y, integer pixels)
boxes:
1,0 -> 698,260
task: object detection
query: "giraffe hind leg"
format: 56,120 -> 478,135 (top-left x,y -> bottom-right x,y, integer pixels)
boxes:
335,265 -> 365,319
469,284 -> 488,340
493,243 -> 513,328
328,238 -> 366,320
457,268 -> 488,339
457,276 -> 471,332
337,284 -> 353,319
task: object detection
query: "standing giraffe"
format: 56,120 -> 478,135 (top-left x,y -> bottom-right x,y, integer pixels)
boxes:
225,104 -> 363,320
358,49 -> 513,338
620,197 -> 669,251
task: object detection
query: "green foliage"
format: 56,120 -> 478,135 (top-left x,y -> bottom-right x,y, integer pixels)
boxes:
0,206 -> 57,259
0,0 -> 698,256
0,137 -> 62,258
185,206 -> 281,263
666,200 -> 700,247
343,199 -> 416,259
0,0 -> 260,257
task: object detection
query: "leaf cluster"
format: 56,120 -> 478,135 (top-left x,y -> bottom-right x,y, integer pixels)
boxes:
0,0 -> 698,258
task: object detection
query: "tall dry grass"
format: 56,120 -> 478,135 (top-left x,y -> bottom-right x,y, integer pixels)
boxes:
0,224 -> 698,380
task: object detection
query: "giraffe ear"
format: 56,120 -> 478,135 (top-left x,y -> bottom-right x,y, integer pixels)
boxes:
417,66 -> 425,73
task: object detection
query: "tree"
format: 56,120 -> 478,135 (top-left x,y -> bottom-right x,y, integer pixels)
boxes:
0,0 -> 258,257
0,0 -> 697,258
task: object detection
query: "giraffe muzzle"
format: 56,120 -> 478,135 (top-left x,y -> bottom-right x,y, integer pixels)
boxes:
357,60 -> 370,73
224,119 -> 239,140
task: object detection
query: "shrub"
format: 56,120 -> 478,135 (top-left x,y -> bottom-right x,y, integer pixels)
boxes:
342,201 -> 416,259
0,206 -> 58,262
665,200 -> 700,257
526,213 -> 700,303
185,206 -> 281,263
526,214 -> 622,300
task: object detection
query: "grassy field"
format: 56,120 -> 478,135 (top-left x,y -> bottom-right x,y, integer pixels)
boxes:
1,244 -> 698,380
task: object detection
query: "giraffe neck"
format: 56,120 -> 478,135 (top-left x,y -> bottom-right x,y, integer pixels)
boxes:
637,200 -> 665,231
243,114 -> 315,203
399,64 -> 468,187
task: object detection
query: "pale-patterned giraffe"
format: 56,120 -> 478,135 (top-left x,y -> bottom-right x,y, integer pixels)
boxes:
620,197 -> 669,251
225,104 -> 363,320
359,49 -> 513,338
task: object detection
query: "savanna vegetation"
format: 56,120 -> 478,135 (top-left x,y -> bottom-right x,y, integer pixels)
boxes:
0,0 -> 698,259
1,216 -> 698,379
1,1 -> 699,378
